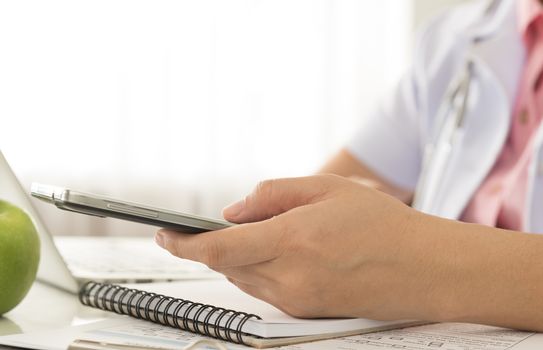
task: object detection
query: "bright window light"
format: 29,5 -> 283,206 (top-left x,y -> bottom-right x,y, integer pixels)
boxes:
0,0 -> 412,235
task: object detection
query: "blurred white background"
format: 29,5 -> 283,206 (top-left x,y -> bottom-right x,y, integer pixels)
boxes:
0,0 -> 467,236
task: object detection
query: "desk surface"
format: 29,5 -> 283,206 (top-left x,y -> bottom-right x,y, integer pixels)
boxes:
0,281 -> 107,337
3,281 -> 543,350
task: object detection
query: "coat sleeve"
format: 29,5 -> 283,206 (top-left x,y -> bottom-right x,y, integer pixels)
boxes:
345,68 -> 424,191
345,0 -> 487,191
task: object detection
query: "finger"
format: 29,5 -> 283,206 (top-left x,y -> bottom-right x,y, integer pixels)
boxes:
222,175 -> 337,223
155,217 -> 287,268
349,176 -> 381,189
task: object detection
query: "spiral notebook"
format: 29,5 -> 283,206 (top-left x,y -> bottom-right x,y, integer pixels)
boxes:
78,279 -> 423,348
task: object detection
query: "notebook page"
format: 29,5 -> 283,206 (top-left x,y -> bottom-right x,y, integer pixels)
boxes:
82,318 -> 248,350
121,279 -> 415,338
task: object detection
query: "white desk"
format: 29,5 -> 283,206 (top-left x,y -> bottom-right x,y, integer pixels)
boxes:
0,281 -> 107,337
3,281 -> 543,350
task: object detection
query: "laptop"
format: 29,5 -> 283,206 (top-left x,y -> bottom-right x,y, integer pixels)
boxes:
0,151 -> 219,294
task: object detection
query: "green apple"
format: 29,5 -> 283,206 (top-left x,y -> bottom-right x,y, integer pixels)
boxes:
0,199 -> 40,315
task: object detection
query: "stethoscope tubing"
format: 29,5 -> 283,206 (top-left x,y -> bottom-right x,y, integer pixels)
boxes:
412,59 -> 474,213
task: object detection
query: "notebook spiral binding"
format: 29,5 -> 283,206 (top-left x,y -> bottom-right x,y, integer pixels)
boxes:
79,281 -> 262,346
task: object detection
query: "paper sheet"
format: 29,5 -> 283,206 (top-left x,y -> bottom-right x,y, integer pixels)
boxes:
281,323 -> 540,350
0,318 -> 236,350
75,320 -> 543,350
84,319 -> 248,349
2,318 -> 543,350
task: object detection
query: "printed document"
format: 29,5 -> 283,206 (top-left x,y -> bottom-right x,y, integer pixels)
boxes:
1,318 -> 543,350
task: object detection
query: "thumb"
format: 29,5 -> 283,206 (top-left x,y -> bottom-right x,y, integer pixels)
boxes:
223,175 -> 337,223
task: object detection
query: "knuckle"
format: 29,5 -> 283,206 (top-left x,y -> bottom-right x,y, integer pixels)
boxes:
316,173 -> 339,185
268,215 -> 293,253
254,179 -> 276,201
321,173 -> 348,188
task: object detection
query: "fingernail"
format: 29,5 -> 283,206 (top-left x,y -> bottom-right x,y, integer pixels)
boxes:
223,199 -> 245,218
155,232 -> 165,248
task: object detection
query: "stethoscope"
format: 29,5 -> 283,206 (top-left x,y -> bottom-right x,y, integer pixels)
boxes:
412,59 -> 474,214
411,0 -> 505,214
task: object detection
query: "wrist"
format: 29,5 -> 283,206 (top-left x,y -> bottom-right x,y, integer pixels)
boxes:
415,216 -> 543,331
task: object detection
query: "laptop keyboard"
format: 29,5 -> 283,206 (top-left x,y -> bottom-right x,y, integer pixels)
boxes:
54,236 -> 221,282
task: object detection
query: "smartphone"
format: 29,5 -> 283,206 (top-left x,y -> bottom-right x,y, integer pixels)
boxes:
30,183 -> 234,233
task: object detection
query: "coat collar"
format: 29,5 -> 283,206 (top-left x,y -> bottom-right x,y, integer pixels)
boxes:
430,0 -> 526,218
467,0 -> 517,43
468,0 -> 525,107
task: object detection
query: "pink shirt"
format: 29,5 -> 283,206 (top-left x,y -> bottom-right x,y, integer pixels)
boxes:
461,0 -> 543,231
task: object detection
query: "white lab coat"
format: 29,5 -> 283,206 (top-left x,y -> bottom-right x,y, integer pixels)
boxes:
347,0 -> 543,232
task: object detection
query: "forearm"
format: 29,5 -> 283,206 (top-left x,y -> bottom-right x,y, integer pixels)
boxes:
413,213 -> 543,331
319,148 -> 413,203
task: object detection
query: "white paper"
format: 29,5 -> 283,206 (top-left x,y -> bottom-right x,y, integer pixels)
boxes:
0,318 -> 237,350
0,320 -> 120,350
281,323 -> 541,350
116,280 -> 411,338
2,318 -> 543,350
84,318 -> 248,350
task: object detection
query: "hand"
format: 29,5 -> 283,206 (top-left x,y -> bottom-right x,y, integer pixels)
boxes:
348,176 -> 413,204
156,175 -> 543,331
155,175 -> 439,320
